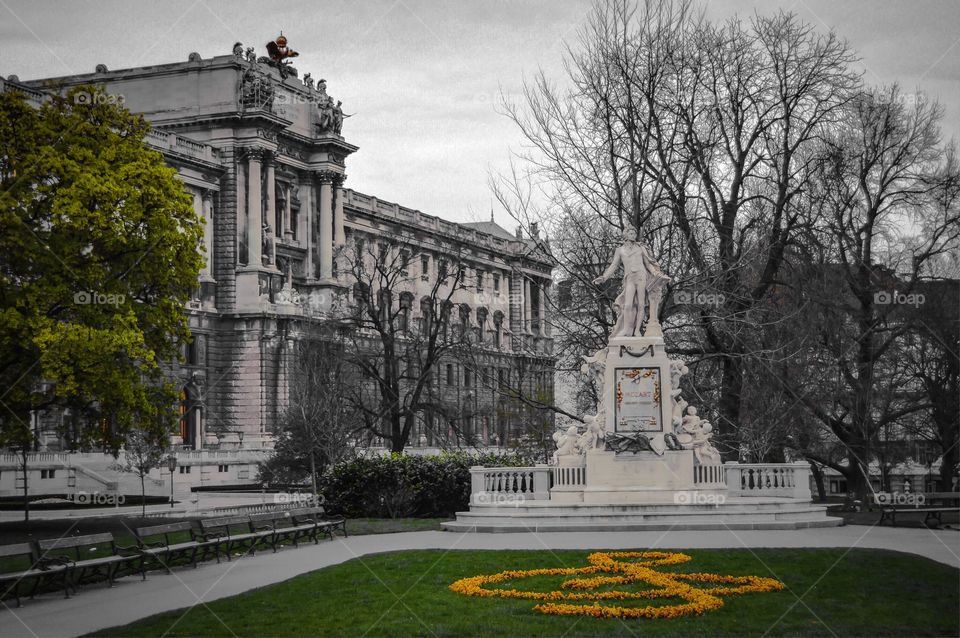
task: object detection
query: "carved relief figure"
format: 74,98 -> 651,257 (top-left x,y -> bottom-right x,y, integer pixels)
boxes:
262,223 -> 274,266
317,96 -> 334,133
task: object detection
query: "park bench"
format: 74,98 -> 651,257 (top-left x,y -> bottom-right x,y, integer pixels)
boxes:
0,542 -> 72,607
289,506 -> 347,542
197,515 -> 272,560
246,511 -> 312,551
875,492 -> 960,528
36,533 -> 144,592
134,521 -> 221,571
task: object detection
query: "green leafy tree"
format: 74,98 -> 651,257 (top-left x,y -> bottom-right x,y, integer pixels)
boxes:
0,85 -> 202,461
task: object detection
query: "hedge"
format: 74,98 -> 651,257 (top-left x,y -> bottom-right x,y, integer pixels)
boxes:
320,452 -> 534,518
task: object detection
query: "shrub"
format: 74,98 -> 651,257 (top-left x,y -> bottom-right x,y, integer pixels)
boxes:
320,451 -> 534,518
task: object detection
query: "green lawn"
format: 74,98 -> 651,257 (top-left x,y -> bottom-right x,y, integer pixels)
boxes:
92,548 -> 959,637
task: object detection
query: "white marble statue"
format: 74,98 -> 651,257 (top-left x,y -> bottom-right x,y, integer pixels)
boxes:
577,414 -> 605,452
676,406 -> 721,465
592,226 -> 670,338
580,348 -> 608,432
552,425 -> 580,463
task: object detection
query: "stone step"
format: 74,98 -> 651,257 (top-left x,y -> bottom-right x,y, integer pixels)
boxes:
444,499 -> 840,532
465,502 -> 829,516
452,511 -> 829,526
441,517 -> 843,533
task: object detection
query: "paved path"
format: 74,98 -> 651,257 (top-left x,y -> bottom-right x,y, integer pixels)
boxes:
3,525 -> 958,638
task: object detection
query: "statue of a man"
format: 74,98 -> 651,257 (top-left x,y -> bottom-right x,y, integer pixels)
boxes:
593,226 -> 670,337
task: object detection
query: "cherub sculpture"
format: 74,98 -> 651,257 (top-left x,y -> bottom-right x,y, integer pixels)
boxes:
577,414 -> 605,452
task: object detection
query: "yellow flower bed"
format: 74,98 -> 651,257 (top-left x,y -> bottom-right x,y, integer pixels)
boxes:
449,551 -> 784,619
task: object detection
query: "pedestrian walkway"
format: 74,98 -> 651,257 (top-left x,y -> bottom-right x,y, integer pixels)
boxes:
3,525 -> 958,637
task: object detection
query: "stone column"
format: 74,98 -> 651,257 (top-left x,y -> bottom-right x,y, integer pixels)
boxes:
246,149 -> 262,267
284,184 -> 294,241
300,175 -> 314,278
201,190 -> 215,281
542,282 -> 551,336
523,277 -> 532,334
334,180 -> 346,246
317,172 -> 334,280
265,157 -> 276,266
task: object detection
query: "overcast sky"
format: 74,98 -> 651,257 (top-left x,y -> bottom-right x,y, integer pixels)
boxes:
2,0 -> 958,227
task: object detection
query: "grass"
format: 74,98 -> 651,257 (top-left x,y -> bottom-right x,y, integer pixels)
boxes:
91,548 -> 959,637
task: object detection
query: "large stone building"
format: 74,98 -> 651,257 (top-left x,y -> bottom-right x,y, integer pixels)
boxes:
4,42 -> 555,453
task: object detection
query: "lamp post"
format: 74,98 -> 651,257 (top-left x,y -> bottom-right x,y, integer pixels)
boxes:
166,454 -> 178,508
237,430 -> 244,449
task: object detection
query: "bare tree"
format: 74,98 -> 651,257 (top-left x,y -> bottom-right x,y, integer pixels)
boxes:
336,238 -> 475,452
780,86 -> 960,499
262,329 -> 361,494
495,0 -> 859,452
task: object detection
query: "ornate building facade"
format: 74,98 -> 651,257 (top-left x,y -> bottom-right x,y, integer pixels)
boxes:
5,43 -> 555,451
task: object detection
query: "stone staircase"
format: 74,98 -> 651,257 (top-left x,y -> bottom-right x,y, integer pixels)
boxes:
441,498 -> 842,532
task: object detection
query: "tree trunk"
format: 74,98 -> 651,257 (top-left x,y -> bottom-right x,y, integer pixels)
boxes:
390,411 -> 405,453
309,450 -> 318,498
141,473 -> 146,517
808,461 -> 826,502
717,355 -> 743,455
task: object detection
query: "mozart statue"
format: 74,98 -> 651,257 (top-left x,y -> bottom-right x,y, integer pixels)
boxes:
593,226 -> 670,338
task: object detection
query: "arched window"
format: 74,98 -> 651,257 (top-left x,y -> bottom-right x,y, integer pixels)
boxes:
476,307 -> 488,343
493,311 -> 505,349
420,297 -> 433,333
399,292 -> 414,332
458,304 -> 471,339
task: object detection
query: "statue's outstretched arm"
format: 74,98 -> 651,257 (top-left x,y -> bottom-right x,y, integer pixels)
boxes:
593,248 -> 622,284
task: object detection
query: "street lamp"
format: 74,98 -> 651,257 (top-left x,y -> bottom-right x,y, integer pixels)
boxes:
237,430 -> 244,449
166,454 -> 178,508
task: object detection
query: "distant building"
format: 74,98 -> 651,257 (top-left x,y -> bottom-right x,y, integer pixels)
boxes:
1,42 -> 554,457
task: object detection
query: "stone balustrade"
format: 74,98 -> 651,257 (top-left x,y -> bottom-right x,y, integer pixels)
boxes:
693,463 -> 726,487
724,461 -> 812,499
145,129 -> 220,164
551,464 -> 586,488
465,460 -> 814,504
469,465 -> 550,504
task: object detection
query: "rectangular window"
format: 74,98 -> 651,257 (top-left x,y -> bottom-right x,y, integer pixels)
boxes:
421,255 -> 430,281
438,259 -> 448,279
41,469 -> 56,479
465,369 -> 472,388
493,273 -> 500,292
179,465 -> 192,474
218,465 -> 228,473
476,269 -> 484,292
446,363 -> 454,386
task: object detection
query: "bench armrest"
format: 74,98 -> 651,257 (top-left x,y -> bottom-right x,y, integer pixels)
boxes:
114,543 -> 141,555
37,556 -> 74,570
